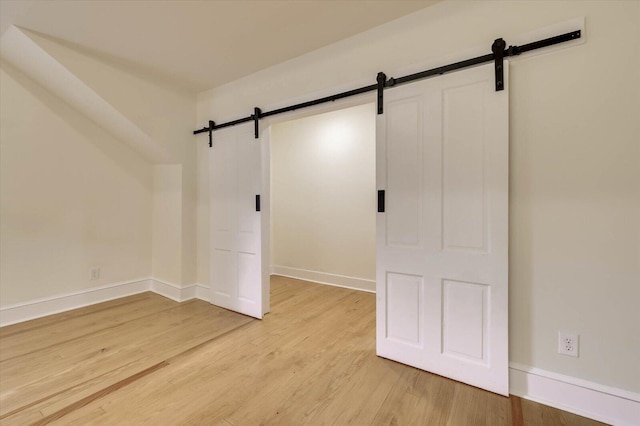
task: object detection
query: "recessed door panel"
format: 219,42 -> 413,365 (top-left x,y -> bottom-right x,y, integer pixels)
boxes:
442,84 -> 487,252
385,99 -> 423,249
385,272 -> 423,346
442,279 -> 488,364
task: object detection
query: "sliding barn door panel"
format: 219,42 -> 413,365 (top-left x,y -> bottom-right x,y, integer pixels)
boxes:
377,62 -> 509,395
210,125 -> 263,318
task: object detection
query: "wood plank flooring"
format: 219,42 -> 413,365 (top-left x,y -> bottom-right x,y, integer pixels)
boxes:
0,276 -> 605,425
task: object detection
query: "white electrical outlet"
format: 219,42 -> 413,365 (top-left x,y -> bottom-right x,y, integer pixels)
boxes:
558,332 -> 579,357
90,267 -> 101,280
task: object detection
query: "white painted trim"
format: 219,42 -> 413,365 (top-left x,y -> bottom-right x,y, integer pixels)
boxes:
509,362 -> 640,426
0,278 -> 151,327
194,283 -> 210,301
271,265 -> 375,293
149,279 -> 197,302
0,278 -> 213,327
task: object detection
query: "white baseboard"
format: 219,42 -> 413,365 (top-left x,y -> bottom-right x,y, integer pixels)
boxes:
0,278 -> 151,327
195,283 -> 210,301
509,362 -> 640,426
1,268 -> 370,326
150,280 -> 212,302
270,265 -> 375,293
0,278 -> 212,327
149,279 -> 196,302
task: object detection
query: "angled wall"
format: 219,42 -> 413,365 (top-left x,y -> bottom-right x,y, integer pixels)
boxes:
0,60 -> 153,304
0,26 -> 197,311
14,28 -> 198,287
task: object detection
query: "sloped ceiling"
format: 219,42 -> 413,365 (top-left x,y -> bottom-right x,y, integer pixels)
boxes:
0,26 -> 172,163
0,1 -> 441,164
1,0 -> 440,93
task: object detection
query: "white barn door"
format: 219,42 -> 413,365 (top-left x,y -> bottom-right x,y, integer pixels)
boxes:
376,62 -> 509,395
209,124 -> 265,319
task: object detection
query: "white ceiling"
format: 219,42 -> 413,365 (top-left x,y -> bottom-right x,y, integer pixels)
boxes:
1,0 -> 440,93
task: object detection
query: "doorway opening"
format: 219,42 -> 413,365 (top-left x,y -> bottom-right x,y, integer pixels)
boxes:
269,102 -> 377,294
209,63 -> 508,395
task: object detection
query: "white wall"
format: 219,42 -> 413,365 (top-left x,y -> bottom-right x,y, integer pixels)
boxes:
17,29 -> 198,287
270,103 -> 376,288
152,165 -> 183,285
0,26 -> 198,309
0,61 -> 153,305
197,0 -> 640,395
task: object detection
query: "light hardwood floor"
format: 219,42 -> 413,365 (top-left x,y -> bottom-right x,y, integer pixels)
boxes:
0,276 -> 604,425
